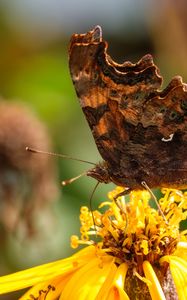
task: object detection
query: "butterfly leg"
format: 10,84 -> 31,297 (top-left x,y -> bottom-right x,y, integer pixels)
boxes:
141,181 -> 167,223
113,188 -> 131,212
113,188 -> 131,201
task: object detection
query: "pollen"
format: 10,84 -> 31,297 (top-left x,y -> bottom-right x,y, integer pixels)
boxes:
74,188 -> 187,270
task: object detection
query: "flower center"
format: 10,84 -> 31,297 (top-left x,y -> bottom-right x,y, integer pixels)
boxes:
71,187 -> 186,272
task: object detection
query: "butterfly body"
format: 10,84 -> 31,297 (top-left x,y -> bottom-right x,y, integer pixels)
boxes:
69,26 -> 187,190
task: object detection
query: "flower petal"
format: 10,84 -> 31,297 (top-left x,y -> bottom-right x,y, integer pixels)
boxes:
106,263 -> 129,300
20,272 -> 73,300
0,246 -> 96,295
143,261 -> 166,300
174,241 -> 187,260
95,262 -> 117,299
96,262 -> 129,300
106,286 -> 129,300
60,254 -> 115,300
161,255 -> 187,300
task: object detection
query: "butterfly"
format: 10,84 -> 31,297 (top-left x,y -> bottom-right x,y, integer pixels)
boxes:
69,25 -> 187,194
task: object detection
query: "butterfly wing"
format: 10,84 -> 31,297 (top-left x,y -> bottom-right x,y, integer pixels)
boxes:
69,26 -> 187,189
69,27 -> 161,164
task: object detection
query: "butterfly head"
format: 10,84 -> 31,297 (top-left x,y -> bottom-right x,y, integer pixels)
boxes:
87,161 -> 111,184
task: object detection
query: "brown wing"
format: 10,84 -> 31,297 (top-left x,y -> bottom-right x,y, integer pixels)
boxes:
69,26 -> 162,165
69,26 -> 187,189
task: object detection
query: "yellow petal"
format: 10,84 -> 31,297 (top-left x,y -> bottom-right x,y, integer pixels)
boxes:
96,262 -> 129,300
20,272 -> 73,300
174,242 -> 187,260
161,255 -> 187,274
106,286 -> 129,300
143,261 -> 166,300
161,255 -> 187,300
170,267 -> 186,300
60,254 -> 115,300
0,246 -> 96,295
95,262 -> 117,299
106,263 -> 129,300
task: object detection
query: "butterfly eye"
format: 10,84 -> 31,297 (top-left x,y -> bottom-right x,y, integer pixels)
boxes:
169,110 -> 179,120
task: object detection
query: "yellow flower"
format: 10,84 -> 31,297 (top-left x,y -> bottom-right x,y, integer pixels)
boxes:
0,187 -> 187,299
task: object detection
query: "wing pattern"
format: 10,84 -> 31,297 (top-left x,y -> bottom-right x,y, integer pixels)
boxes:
69,26 -> 187,189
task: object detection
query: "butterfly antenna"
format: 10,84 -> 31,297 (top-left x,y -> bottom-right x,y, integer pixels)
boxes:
62,172 -> 87,186
26,147 -> 95,165
141,181 -> 168,223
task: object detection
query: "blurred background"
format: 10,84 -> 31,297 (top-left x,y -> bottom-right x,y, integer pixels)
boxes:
0,0 -> 186,298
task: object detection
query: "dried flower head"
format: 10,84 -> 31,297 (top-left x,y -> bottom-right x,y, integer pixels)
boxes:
0,100 -> 58,234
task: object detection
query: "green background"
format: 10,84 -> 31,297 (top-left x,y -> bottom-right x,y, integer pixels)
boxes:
0,1 -> 186,298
